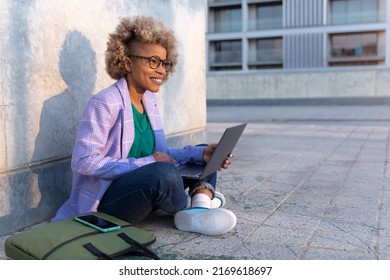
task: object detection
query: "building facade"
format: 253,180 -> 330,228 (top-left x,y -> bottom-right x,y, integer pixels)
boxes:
206,0 -> 390,103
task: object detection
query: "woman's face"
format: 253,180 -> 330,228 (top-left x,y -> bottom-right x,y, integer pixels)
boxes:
126,42 -> 168,94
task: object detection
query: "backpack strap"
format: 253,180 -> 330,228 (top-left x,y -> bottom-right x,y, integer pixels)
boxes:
117,232 -> 160,260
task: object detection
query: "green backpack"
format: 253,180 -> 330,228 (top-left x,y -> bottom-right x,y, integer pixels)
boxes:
4,212 -> 159,260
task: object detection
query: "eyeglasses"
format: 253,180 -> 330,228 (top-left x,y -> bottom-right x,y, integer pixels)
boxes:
128,55 -> 173,71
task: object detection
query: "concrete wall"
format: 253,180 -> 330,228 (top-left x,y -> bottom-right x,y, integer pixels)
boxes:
0,0 -> 207,236
207,68 -> 390,101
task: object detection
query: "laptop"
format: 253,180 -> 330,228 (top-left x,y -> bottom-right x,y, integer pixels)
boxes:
177,123 -> 247,180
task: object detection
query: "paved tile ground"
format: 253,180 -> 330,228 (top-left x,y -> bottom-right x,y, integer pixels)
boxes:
2,105 -> 390,260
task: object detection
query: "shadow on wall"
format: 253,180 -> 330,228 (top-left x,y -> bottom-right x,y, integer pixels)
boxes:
30,30 -> 97,220
0,30 -> 97,236
32,30 -> 96,162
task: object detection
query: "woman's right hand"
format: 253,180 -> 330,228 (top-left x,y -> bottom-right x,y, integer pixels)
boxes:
153,152 -> 176,163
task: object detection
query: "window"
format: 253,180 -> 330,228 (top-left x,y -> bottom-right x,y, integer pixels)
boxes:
209,40 -> 242,71
206,0 -> 388,72
209,6 -> 242,33
248,1 -> 283,30
248,37 -> 283,69
330,0 -> 380,25
329,32 -> 385,66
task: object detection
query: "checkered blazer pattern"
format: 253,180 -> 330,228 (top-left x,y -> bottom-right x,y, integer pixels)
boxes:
52,77 -> 205,221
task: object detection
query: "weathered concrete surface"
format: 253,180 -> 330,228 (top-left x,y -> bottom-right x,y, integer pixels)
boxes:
143,105 -> 390,260
207,69 -> 390,101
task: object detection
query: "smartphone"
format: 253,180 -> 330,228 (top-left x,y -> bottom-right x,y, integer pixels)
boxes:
74,214 -> 121,232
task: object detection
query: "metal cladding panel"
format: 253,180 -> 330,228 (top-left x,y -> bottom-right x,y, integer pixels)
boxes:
284,0 -> 324,68
285,33 -> 324,68
285,0 -> 323,27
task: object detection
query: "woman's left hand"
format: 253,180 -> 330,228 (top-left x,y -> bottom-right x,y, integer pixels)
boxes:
203,143 -> 234,170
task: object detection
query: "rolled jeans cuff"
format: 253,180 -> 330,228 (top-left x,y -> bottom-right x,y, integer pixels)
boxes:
189,182 -> 215,199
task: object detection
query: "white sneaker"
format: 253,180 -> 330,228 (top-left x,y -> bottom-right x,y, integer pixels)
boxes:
211,191 -> 226,208
174,208 -> 236,235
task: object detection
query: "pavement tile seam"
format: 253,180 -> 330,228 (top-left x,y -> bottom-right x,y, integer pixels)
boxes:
303,247 -> 378,260
309,231 -> 377,255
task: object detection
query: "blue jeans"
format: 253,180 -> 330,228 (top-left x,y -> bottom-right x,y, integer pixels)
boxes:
97,162 -> 217,223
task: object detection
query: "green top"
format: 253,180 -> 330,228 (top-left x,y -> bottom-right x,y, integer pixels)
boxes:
127,104 -> 155,158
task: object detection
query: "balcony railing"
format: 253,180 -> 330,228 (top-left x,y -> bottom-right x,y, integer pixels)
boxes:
331,10 -> 386,25
248,18 -> 283,31
210,51 -> 242,64
214,20 -> 242,32
248,50 -> 283,64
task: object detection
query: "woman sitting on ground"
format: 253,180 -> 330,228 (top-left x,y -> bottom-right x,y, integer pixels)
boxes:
52,16 -> 237,236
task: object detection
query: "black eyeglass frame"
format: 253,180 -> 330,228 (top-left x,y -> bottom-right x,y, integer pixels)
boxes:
128,55 -> 173,71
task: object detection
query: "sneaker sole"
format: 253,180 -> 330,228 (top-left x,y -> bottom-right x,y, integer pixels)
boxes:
174,208 -> 236,236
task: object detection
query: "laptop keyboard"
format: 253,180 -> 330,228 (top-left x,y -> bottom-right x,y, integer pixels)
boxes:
177,164 -> 204,176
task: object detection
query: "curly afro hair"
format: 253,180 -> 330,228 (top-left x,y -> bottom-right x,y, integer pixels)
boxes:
105,16 -> 178,80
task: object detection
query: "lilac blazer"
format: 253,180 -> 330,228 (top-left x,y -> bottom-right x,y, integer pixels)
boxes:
52,77 -> 205,221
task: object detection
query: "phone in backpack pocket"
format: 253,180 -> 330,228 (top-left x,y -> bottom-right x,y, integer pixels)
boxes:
74,214 -> 121,232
